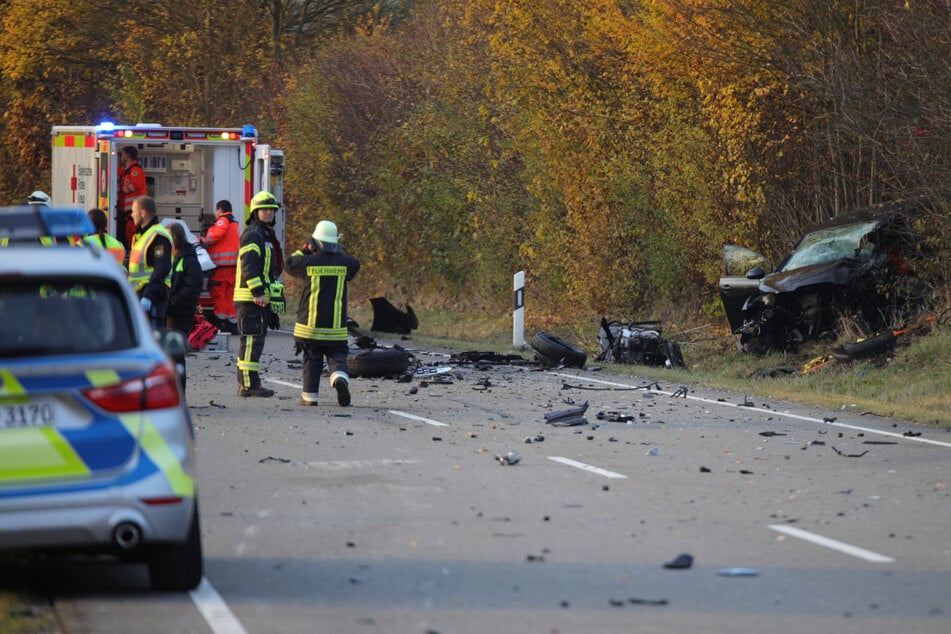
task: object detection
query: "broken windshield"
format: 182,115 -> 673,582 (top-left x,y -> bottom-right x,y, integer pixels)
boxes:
778,221 -> 878,272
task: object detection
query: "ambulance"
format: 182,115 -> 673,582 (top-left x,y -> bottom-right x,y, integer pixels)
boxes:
50,122 -> 285,244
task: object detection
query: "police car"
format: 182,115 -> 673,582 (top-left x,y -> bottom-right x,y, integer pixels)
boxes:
0,206 -> 202,591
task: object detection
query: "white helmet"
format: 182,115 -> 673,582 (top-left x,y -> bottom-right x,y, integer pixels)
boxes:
27,191 -> 51,207
312,220 -> 340,253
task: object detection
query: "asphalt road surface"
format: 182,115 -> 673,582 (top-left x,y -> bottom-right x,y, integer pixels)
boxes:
9,330 -> 951,634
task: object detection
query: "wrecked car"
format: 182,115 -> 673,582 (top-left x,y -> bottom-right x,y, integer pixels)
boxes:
595,318 -> 686,368
719,198 -> 935,354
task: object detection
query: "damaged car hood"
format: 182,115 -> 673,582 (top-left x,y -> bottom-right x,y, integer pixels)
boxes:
759,259 -> 860,294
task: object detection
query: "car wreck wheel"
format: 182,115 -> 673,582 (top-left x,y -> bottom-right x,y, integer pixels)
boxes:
348,348 -> 411,377
531,331 -> 587,368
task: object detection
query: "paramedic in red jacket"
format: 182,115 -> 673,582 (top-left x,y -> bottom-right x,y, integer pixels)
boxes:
199,199 -> 240,333
119,146 -> 148,252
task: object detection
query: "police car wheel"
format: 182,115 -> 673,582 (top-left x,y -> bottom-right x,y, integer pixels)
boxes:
147,503 -> 204,591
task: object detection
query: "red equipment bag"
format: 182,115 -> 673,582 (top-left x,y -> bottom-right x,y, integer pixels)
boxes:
188,314 -> 219,351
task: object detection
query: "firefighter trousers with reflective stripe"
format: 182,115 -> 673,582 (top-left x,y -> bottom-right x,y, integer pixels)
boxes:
299,340 -> 349,397
236,304 -> 268,389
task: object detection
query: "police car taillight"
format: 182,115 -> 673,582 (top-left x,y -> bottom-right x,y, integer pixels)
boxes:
82,361 -> 182,412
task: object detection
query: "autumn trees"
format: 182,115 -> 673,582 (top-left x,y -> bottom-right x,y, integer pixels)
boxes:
2,0 -> 947,325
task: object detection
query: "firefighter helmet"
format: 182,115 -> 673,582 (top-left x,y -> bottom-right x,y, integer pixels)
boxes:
312,220 -> 340,253
248,190 -> 279,223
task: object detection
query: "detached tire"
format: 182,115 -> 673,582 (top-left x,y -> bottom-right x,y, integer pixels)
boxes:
349,348 -> 410,378
530,331 -> 587,368
666,342 -> 686,368
841,330 -> 896,360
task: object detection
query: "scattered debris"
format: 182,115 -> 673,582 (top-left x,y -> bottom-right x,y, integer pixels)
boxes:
700,466 -> 712,473
646,447 -> 660,456
832,446 -> 868,458
718,568 -> 759,577
628,597 -> 669,606
544,401 -> 590,426
414,366 -> 454,379
596,411 -> 635,422
759,431 -> 786,437
663,553 -> 694,569
259,456 -> 291,463
750,366 -> 800,379
450,350 -> 530,366
903,430 -> 922,437
523,435 -> 545,444
671,386 -> 689,398
496,451 -> 522,466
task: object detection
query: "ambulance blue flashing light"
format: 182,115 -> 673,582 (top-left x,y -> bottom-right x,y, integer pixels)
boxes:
242,125 -> 258,140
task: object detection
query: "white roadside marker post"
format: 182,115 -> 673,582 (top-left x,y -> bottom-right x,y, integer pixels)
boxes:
513,270 -> 525,348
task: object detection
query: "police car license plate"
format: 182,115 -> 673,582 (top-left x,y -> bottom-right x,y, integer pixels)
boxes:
0,399 -> 57,428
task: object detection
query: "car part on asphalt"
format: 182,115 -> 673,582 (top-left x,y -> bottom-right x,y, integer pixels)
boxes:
544,401 -> 589,426
348,346 -> 412,377
662,553 -> 694,569
370,296 -> 418,334
495,451 -> 521,465
719,197 -> 937,355
596,318 -> 686,368
530,331 -> 587,368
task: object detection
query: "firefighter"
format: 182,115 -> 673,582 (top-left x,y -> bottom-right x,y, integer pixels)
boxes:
119,146 -> 147,252
83,208 -> 126,265
198,199 -> 240,333
285,220 -> 360,406
232,191 -> 282,398
128,195 -> 172,330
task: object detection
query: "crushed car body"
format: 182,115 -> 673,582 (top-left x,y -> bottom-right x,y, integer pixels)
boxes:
719,198 -> 935,354
595,318 -> 686,368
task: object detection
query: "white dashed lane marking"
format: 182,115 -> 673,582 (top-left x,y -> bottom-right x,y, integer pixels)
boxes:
548,456 -> 628,479
769,525 -> 895,563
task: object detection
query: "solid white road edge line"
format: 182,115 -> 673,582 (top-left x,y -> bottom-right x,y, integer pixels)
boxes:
389,410 -> 450,427
551,372 -> 951,449
190,577 -> 248,634
768,524 -> 895,563
548,456 -> 628,479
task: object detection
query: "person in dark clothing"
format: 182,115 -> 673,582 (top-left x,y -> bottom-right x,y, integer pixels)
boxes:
285,220 -> 360,406
165,222 -> 203,391
166,222 -> 204,338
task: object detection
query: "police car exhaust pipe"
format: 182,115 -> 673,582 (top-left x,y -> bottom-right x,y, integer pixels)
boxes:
113,522 -> 142,550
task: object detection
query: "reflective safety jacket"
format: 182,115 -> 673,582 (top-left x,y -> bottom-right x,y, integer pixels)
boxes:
202,212 -> 239,268
233,219 -> 278,304
285,245 -> 360,341
128,220 -> 172,296
84,232 -> 126,265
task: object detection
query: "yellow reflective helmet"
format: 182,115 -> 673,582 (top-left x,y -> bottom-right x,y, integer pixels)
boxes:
248,190 -> 279,223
